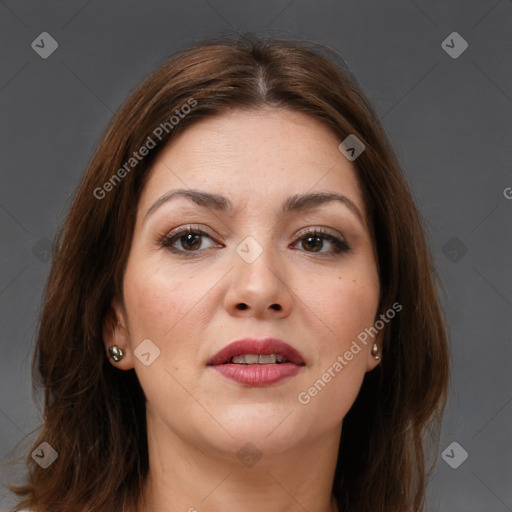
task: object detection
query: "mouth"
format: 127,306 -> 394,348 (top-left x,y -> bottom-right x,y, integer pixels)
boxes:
207,338 -> 305,387
221,353 -> 292,364
207,337 -> 305,366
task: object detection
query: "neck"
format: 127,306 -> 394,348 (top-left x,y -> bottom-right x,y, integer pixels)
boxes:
136,408 -> 342,512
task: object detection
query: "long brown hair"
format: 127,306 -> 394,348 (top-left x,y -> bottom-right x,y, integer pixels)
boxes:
9,33 -> 450,512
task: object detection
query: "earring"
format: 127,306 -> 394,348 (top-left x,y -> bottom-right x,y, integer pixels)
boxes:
371,343 -> 381,360
108,345 -> 125,362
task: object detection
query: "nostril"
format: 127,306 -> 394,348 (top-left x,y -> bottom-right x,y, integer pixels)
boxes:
235,303 -> 282,311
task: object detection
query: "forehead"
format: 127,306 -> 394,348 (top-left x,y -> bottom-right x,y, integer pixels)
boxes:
139,108 -> 366,220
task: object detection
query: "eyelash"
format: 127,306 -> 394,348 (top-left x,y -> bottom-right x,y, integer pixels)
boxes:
158,225 -> 350,257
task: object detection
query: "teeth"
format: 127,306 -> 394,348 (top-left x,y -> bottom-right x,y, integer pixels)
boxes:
230,353 -> 286,364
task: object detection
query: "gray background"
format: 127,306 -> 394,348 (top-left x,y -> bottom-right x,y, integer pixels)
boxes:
0,1 -> 511,511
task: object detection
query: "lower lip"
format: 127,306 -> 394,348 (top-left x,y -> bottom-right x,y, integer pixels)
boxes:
210,363 -> 303,387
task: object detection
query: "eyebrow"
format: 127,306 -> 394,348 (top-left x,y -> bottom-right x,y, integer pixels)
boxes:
144,189 -> 365,225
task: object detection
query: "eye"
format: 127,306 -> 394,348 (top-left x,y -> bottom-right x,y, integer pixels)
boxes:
158,225 -> 350,257
292,227 -> 350,255
159,225 -> 220,254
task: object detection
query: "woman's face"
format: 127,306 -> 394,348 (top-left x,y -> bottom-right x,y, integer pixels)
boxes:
107,108 -> 381,455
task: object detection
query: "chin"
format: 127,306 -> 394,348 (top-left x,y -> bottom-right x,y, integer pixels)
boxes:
209,405 -> 307,448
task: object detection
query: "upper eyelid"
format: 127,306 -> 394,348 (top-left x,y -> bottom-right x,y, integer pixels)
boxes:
294,225 -> 346,240
165,224 -> 217,240
166,224 -> 345,242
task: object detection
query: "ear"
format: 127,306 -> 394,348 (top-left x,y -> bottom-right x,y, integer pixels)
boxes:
102,297 -> 134,370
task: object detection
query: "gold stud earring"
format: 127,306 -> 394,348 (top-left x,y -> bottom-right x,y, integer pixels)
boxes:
371,343 -> 381,360
108,345 -> 124,362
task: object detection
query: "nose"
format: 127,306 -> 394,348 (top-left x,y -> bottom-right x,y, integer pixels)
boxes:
223,238 -> 292,319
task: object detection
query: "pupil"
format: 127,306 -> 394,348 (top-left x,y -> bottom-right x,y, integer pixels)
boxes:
304,236 -> 322,252
183,233 -> 200,250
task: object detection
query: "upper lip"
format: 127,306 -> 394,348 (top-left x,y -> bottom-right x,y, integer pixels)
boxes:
207,337 -> 305,366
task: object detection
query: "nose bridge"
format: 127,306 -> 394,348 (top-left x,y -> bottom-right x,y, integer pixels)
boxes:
226,229 -> 290,314
234,231 -> 281,285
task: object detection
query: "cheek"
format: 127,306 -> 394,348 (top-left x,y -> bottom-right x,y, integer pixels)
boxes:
304,268 -> 380,350
122,260 -> 190,340
297,278 -> 378,427
337,278 -> 379,330
122,257 -> 222,368
299,269 -> 379,419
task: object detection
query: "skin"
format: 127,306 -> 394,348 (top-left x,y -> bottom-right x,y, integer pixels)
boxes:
103,108 -> 382,512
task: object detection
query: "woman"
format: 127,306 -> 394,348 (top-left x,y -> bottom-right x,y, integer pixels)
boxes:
10,34 -> 450,512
